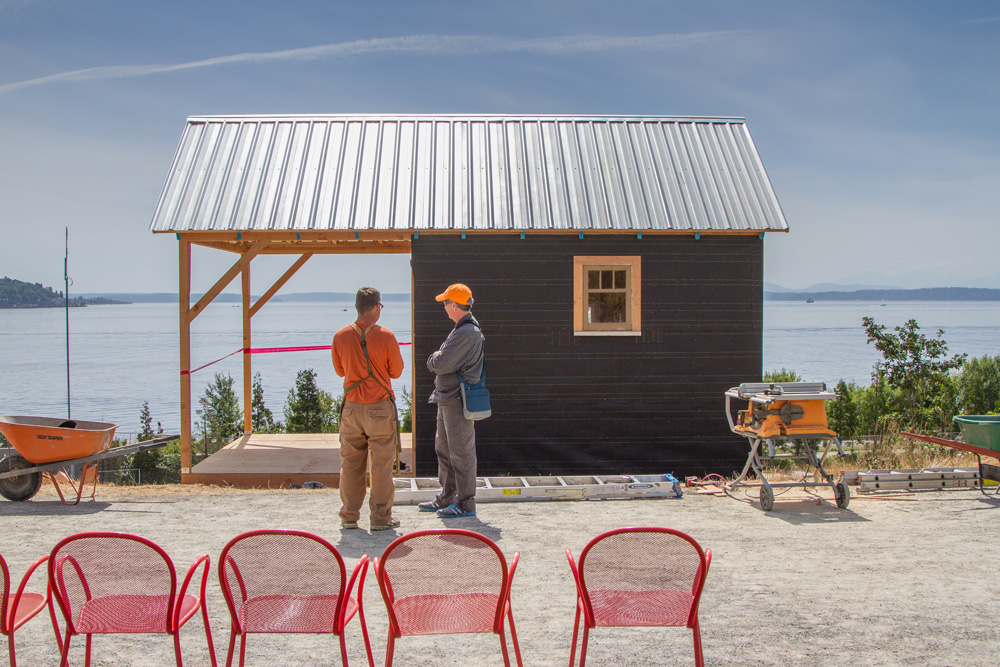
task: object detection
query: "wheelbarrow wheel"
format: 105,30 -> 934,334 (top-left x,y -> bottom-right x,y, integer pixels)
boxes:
0,455 -> 43,501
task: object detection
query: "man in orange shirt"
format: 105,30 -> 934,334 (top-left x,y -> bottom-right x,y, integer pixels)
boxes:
332,286 -> 405,531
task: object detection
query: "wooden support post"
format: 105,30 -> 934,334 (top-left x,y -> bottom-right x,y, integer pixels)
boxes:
179,238 -> 192,478
242,261 -> 252,434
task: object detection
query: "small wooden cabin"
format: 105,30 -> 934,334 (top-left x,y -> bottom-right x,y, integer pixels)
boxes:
151,114 -> 788,478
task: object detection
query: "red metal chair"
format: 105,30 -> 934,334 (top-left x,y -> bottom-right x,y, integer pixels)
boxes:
566,527 -> 712,667
218,529 -> 373,667
374,529 -> 522,667
48,532 -> 217,667
2,553 -> 58,667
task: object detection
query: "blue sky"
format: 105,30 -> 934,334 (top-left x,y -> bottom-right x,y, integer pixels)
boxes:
1,0 -> 998,295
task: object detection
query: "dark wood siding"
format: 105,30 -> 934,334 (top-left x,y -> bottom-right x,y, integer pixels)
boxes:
412,234 -> 761,477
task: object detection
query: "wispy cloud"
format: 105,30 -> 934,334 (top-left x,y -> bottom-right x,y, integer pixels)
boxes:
960,16 -> 1000,24
0,31 -> 753,95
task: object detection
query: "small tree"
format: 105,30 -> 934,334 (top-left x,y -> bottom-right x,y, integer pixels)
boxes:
251,372 -> 279,433
862,317 -> 966,431
129,401 -> 169,484
955,355 -> 1000,416
399,387 -> 413,433
827,380 -> 860,439
763,368 -> 802,383
284,369 -> 338,433
196,372 -> 243,460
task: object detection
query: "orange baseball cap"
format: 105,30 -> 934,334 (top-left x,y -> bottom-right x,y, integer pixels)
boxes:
435,283 -> 473,306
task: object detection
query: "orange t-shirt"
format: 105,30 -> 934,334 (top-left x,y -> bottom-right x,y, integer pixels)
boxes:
332,322 -> 404,404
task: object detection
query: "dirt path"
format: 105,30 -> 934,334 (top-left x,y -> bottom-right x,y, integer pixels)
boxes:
2,484 -> 997,666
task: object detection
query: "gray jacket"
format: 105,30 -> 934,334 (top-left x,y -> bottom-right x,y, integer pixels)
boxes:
427,313 -> 485,404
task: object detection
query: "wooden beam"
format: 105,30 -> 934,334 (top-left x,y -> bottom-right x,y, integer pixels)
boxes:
179,238 -> 192,475
188,240 -> 268,322
260,242 -> 411,255
250,253 -> 313,318
242,262 -> 252,434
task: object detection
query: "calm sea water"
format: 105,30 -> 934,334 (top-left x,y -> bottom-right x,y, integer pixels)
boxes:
2,300 -> 998,438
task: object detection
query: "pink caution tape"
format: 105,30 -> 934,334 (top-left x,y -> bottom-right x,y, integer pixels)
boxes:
182,341 -> 411,375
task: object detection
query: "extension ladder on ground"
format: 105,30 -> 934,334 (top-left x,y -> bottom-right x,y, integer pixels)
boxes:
392,474 -> 683,504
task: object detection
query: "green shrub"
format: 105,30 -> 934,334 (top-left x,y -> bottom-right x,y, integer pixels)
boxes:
955,355 -> 1000,416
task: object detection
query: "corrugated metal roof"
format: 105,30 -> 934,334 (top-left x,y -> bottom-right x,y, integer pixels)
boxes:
150,114 -> 788,234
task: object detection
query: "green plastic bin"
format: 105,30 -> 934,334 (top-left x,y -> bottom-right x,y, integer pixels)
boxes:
953,415 -> 1000,453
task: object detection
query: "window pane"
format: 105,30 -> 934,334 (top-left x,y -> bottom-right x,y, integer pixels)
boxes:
600,270 -> 610,289
614,270 -> 626,289
588,270 -> 600,289
588,292 -> 626,323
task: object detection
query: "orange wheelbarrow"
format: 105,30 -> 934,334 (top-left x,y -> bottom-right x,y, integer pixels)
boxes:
0,416 -> 175,505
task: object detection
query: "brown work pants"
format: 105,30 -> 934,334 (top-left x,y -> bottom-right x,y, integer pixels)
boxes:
338,398 -> 397,526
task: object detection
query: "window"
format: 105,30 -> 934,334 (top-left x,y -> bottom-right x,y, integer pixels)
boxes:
573,256 -> 641,335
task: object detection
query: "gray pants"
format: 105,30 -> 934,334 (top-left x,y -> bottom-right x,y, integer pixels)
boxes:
434,396 -> 477,512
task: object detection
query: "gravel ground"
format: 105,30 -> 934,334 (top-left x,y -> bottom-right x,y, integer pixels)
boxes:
1,483 -> 998,666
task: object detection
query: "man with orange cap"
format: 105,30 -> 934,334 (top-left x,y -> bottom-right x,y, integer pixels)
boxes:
419,283 -> 485,518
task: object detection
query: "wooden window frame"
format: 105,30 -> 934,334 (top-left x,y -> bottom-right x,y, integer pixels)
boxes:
573,256 -> 641,336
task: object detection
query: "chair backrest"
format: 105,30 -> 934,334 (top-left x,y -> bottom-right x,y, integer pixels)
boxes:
377,529 -> 509,636
218,530 -> 348,632
577,527 -> 709,627
49,532 -> 178,634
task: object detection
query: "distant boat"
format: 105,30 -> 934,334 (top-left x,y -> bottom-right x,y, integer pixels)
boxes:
806,298 -> 814,303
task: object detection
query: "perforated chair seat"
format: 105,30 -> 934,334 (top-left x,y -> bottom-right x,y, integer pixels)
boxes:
589,588 -> 694,627
393,592 -> 499,635
75,594 -> 198,633
237,594 -> 349,633
5,592 -> 45,629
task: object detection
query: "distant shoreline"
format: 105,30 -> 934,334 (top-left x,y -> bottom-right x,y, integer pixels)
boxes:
765,287 -> 1000,302
12,287 -> 1000,307
70,292 -> 412,304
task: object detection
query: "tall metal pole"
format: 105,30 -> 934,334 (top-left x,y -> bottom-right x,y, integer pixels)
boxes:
64,227 -> 71,419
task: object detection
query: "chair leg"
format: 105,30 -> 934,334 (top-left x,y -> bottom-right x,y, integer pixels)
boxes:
201,598 -> 218,667
339,631 -> 349,667
47,596 -> 63,654
84,633 -> 92,667
225,630 -> 237,667
692,619 -> 704,667
8,633 -> 16,667
58,632 -> 72,667
506,603 -> 523,667
357,601 -> 374,667
384,632 -> 395,667
499,625 -> 512,667
569,601 -> 582,667
578,625 -> 590,667
174,632 -> 184,667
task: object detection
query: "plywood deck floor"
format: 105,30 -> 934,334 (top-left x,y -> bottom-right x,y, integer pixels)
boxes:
185,432 -> 414,489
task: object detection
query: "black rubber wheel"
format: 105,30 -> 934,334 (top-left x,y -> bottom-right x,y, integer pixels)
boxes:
0,455 -> 43,501
835,481 -> 851,509
759,483 -> 775,511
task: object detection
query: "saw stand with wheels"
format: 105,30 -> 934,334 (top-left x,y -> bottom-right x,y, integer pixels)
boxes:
724,382 -> 850,511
